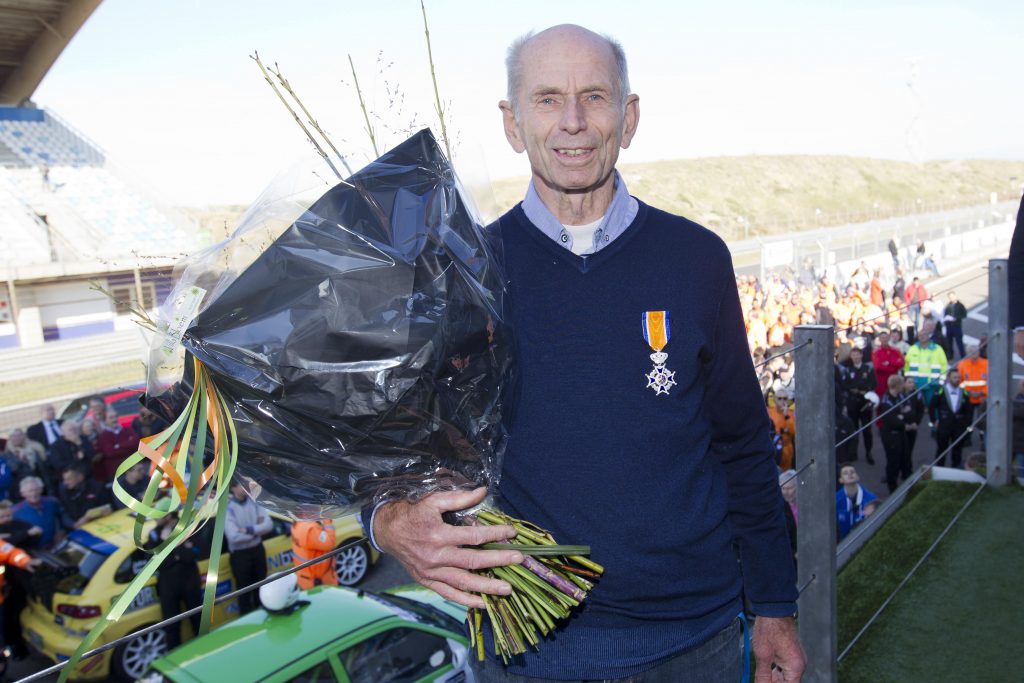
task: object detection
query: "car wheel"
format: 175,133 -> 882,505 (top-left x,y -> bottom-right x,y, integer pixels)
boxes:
335,542 -> 370,586
111,627 -> 167,682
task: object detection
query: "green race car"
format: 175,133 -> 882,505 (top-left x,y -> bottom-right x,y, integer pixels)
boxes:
139,584 -> 474,683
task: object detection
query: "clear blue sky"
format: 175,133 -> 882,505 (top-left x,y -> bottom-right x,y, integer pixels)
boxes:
32,0 -> 1024,206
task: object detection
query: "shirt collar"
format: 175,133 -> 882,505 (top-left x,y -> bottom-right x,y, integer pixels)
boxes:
521,170 -> 639,254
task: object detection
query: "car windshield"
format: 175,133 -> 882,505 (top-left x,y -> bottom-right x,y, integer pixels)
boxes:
372,593 -> 463,634
58,395 -> 101,423
51,538 -> 112,594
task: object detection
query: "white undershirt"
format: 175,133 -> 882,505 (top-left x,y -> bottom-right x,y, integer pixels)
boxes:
563,217 -> 604,255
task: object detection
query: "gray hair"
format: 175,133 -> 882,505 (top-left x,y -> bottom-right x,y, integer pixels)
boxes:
19,476 -> 44,492
505,28 -> 631,117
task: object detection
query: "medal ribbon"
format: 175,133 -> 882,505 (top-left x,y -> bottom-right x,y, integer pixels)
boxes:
642,311 -> 670,353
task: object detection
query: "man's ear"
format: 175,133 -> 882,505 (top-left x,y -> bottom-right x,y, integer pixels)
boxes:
499,100 -> 526,154
620,94 -> 640,149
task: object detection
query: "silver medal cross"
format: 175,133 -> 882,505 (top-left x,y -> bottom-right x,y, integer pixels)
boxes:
646,351 -> 676,396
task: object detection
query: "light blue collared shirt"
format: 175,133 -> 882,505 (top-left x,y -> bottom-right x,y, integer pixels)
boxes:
521,171 -> 639,255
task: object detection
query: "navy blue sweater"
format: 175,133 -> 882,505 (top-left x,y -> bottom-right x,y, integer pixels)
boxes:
490,201 -> 797,679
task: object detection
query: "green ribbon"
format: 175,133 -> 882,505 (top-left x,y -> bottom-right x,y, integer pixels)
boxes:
59,360 -> 238,682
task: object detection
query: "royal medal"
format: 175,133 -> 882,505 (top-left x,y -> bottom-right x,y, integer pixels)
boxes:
642,311 -> 676,396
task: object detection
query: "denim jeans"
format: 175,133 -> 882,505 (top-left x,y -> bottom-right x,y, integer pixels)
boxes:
470,618 -> 743,683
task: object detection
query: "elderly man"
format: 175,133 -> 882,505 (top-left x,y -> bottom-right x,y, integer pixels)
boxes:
11,476 -> 69,549
26,404 -> 62,449
371,25 -> 804,681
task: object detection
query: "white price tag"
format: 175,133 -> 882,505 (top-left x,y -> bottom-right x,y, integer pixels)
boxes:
160,286 -> 206,357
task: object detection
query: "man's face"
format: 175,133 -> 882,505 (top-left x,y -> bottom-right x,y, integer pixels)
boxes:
918,328 -> 931,344
63,469 -> 84,490
500,27 -> 639,198
850,348 -> 862,364
839,466 -> 859,486
43,405 -> 55,421
22,483 -> 42,503
230,484 -> 248,501
127,463 -> 147,483
967,345 -> 979,360
949,293 -> 958,303
89,399 -> 104,415
105,408 -> 119,427
948,370 -> 961,387
9,430 -> 24,447
878,332 -> 889,347
904,377 -> 916,393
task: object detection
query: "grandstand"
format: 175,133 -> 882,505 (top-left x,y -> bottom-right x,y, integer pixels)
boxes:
0,1 -> 202,352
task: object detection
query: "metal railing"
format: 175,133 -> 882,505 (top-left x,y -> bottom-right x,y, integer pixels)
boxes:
789,257 -> 1014,682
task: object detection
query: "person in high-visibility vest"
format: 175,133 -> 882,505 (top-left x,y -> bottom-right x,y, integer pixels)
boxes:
956,344 -> 988,407
291,520 -> 337,590
904,324 -> 947,406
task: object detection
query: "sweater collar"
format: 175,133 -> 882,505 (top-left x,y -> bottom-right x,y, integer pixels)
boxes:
521,170 -> 638,254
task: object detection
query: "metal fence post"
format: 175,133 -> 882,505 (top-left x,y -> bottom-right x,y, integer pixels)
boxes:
986,258 -> 1012,487
794,324 -> 837,682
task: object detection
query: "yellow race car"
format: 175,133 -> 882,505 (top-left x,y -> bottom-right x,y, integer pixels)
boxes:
22,508 -> 377,681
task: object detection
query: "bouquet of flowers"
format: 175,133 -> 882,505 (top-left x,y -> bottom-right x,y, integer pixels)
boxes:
59,128 -> 601,680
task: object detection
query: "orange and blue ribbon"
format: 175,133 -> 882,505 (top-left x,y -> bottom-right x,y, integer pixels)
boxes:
642,311 -> 670,352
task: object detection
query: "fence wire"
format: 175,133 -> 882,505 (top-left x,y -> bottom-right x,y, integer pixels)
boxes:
837,268 -> 989,337
836,478 -> 989,662
15,537 -> 364,683
835,378 -> 941,449
753,339 -> 812,370
835,406 -> 989,555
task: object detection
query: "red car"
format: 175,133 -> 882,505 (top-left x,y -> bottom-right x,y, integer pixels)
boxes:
59,384 -> 145,430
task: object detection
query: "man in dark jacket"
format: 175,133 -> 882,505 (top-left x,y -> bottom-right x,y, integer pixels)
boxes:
149,512 -> 202,649
942,292 -> 968,360
929,368 -> 974,468
57,465 -> 111,528
25,405 -> 62,450
841,347 -> 876,464
879,375 -> 913,492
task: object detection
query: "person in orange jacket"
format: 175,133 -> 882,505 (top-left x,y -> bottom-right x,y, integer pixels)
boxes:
1,539 -> 41,668
291,520 -> 337,590
957,344 -> 989,407
767,389 -> 796,471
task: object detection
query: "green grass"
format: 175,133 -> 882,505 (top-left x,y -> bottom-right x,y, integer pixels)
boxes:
0,360 -> 144,408
837,482 -> 1024,682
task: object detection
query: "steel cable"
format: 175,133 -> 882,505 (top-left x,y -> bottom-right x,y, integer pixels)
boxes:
834,378 -> 940,449
836,268 -> 988,337
753,339 -> 812,370
835,406 -> 989,553
15,537 -> 365,683
836,478 -> 989,662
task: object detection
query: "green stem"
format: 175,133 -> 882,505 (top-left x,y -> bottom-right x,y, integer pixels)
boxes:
347,53 -> 379,156
250,52 -> 341,180
419,0 -> 452,159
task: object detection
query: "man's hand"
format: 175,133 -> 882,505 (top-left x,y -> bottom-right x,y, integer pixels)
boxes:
752,615 -> 806,682
373,487 -> 523,609
1015,329 -> 1024,360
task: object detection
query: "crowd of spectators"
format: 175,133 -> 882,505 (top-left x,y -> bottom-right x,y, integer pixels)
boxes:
746,250 -> 995,541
